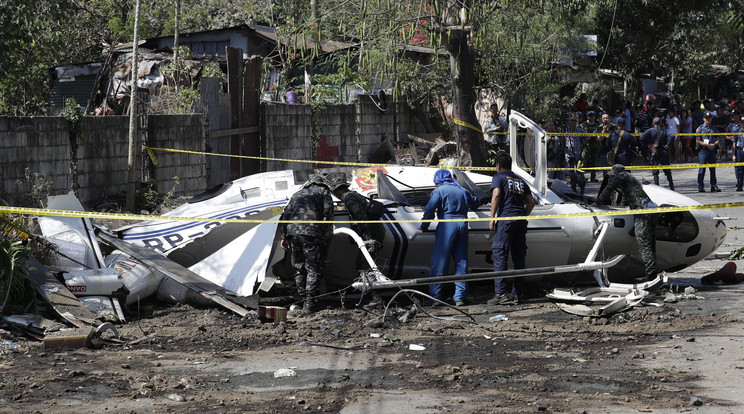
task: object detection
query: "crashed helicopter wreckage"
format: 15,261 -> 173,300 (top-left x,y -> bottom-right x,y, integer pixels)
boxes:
30,111 -> 727,323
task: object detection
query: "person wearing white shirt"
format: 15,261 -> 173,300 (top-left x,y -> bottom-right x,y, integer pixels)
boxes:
665,108 -> 681,162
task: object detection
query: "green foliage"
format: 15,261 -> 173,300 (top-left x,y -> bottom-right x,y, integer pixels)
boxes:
485,146 -> 506,174
135,177 -> 180,213
201,63 -> 223,79
0,239 -> 34,316
59,97 -> 83,140
15,168 -> 53,208
729,246 -> 744,260
0,1 -> 94,115
0,214 -> 57,266
150,85 -> 200,114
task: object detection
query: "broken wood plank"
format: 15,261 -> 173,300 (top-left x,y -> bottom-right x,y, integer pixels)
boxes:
206,126 -> 259,139
96,232 -> 252,317
26,257 -> 99,328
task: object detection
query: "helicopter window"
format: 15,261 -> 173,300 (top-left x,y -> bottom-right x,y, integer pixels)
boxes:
655,210 -> 698,243
275,180 -> 288,191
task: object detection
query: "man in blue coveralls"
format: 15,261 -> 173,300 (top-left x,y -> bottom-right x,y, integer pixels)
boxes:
696,111 -> 720,192
419,169 -> 480,306
488,154 -> 535,305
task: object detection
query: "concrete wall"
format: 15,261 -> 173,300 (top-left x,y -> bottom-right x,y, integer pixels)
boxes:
0,117 -> 73,205
262,97 -> 426,172
0,115 -> 205,207
1,99 -> 426,207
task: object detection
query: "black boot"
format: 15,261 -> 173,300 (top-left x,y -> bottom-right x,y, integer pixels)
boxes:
303,295 -> 321,314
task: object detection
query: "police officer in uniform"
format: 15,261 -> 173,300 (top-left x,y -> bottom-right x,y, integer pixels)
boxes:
593,165 -> 658,281
488,154 -> 535,305
731,115 -> 744,191
280,175 -> 334,313
419,169 -> 480,306
696,111 -> 721,192
640,117 -> 675,190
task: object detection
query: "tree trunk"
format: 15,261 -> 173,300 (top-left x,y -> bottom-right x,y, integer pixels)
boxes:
446,27 -> 486,167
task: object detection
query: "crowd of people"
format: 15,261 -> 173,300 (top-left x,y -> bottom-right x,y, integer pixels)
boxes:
484,94 -> 744,193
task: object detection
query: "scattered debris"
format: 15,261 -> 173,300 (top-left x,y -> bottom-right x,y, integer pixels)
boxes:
97,231 -> 254,317
547,274 -> 667,317
167,393 -> 187,402
27,257 -> 98,328
274,368 -> 297,378
663,292 -> 704,303
689,396 -> 704,406
258,306 -> 287,323
489,314 -> 508,322
408,344 -> 426,351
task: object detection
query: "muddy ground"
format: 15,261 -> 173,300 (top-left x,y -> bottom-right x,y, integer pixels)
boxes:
1,169 -> 743,414
1,279 -> 741,414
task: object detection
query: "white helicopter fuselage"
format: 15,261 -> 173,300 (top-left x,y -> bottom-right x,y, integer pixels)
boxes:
117,112 -> 726,294
321,165 -> 725,287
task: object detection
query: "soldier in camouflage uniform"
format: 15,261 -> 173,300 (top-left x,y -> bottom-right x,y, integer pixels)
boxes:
280,175 -> 335,313
329,174 -> 387,308
328,175 -> 385,266
593,164 -> 658,280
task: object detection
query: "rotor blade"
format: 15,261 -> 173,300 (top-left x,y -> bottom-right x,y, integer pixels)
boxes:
352,255 -> 625,291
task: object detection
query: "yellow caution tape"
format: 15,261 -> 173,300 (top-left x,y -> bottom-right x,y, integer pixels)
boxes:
146,147 -> 158,166
144,146 -> 391,168
145,145 -> 744,174
675,132 -> 738,136
453,118 -> 483,133
558,161 -> 744,172
1,201 -> 742,225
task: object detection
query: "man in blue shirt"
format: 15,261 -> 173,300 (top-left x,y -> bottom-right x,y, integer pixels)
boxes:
730,115 -> 744,191
420,169 -> 480,306
640,117 -> 674,190
488,154 -> 535,305
695,111 -> 720,192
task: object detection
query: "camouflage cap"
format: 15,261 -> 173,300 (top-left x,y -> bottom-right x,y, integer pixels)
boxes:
609,164 -> 625,176
304,175 -> 329,188
328,175 -> 350,191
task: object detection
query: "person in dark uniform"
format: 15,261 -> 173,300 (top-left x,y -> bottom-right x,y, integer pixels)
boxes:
581,111 -> 600,182
640,117 -> 675,190
419,169 -> 480,306
593,164 -> 658,281
695,111 -> 720,192
329,175 -> 386,270
280,175 -> 335,313
488,154 -> 535,305
731,115 -> 744,191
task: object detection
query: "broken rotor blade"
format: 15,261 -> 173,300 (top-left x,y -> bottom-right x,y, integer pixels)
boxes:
352,255 -> 625,291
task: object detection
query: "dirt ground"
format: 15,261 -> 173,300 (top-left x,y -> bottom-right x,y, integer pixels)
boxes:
2,171 -> 744,413
2,268 -> 743,413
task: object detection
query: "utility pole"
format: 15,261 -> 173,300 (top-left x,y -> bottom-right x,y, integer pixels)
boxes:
126,0 -> 142,212
173,0 -> 180,91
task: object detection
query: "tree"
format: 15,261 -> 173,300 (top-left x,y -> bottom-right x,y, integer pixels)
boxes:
0,1 -> 97,114
589,0 -> 730,101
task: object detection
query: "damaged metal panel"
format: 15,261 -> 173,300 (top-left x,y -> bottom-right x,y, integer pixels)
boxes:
26,257 -> 99,328
39,191 -> 105,270
97,231 -> 254,317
